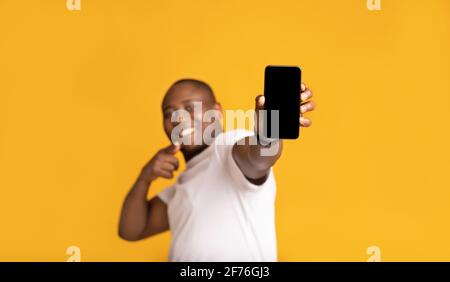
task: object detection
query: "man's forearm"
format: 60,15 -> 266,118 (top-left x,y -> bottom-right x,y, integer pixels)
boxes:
232,136 -> 283,183
118,177 -> 151,241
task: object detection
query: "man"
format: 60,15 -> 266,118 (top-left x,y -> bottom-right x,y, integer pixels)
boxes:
118,79 -> 315,261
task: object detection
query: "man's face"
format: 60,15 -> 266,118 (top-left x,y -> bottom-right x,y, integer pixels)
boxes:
162,82 -> 221,153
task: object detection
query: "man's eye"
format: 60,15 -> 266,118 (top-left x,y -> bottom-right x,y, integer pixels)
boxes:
164,112 -> 172,119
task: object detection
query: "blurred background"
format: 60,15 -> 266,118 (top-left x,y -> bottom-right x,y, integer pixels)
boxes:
0,0 -> 449,261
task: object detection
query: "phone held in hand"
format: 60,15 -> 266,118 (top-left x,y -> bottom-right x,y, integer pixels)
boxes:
263,65 -> 301,140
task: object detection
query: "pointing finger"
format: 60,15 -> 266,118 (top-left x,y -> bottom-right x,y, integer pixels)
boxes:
163,143 -> 181,155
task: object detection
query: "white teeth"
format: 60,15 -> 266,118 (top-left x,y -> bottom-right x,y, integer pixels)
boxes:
180,127 -> 194,137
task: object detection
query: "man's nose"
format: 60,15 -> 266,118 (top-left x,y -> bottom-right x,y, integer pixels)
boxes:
172,111 -> 184,123
171,110 -> 193,126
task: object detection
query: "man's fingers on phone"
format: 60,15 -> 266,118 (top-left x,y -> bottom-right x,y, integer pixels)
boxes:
300,116 -> 312,127
301,89 -> 312,101
255,95 -> 265,110
300,101 -> 315,114
301,83 -> 307,92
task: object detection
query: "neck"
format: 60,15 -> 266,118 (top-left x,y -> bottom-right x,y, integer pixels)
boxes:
182,144 -> 209,163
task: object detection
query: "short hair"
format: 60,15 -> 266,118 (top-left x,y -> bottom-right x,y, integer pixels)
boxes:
165,78 -> 216,104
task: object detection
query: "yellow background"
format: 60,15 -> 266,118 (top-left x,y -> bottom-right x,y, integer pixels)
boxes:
1,0 -> 450,261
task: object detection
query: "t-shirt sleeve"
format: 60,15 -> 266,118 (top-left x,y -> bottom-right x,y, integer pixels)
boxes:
214,130 -> 276,192
157,185 -> 176,204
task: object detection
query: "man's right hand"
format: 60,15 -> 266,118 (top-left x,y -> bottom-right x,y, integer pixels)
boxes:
139,143 -> 180,183
119,144 -> 178,241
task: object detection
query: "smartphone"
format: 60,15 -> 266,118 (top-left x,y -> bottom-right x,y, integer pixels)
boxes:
263,65 -> 301,139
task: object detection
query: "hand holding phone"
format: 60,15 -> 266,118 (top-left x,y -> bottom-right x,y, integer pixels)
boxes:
263,65 -> 302,140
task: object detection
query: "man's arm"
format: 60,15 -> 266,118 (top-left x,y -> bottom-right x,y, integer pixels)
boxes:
118,144 -> 180,241
118,179 -> 169,241
232,138 -> 283,185
232,83 -> 314,185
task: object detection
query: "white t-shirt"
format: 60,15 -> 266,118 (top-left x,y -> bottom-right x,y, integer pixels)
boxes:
158,129 -> 278,262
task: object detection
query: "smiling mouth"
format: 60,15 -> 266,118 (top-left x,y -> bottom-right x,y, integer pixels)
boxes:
180,127 -> 195,137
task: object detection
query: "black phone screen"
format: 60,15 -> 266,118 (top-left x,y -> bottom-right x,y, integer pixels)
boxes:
263,65 -> 301,139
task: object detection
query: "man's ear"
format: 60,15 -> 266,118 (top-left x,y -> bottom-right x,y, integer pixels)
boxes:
213,102 -> 223,118
213,102 -> 222,111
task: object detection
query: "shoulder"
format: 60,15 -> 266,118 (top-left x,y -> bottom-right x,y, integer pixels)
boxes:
211,129 -> 253,165
212,130 -> 276,192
